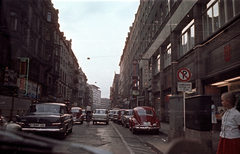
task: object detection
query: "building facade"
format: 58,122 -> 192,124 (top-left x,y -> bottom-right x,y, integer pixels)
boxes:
119,0 -> 240,122
0,0 -> 87,118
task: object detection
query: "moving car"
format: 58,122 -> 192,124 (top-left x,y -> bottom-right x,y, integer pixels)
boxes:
82,109 -> 86,120
16,103 -> 74,138
129,106 -> 160,134
92,109 -> 109,125
121,109 -> 133,128
71,107 -> 84,124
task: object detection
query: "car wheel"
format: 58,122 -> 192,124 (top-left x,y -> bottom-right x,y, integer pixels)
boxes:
93,121 -> 95,125
132,128 -> 136,134
154,129 -> 159,135
106,121 -> 109,125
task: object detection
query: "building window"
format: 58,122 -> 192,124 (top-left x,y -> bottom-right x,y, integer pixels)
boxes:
45,28 -> 50,40
10,12 -> 18,30
47,12 -> 52,22
203,0 -> 239,39
164,44 -> 171,68
153,54 -> 160,75
180,20 -> 195,57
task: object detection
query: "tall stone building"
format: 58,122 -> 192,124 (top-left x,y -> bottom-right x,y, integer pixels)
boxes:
119,0 -> 240,122
0,0 -> 87,118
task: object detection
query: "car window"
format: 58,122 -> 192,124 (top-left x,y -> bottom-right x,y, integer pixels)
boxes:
137,109 -> 153,116
27,104 -> 60,114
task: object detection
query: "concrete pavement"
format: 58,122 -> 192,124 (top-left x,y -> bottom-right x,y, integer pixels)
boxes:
137,122 -> 220,154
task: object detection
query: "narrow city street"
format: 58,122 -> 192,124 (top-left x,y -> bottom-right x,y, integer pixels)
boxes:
52,121 -> 162,154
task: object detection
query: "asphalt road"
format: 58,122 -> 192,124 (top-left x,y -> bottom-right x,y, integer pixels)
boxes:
51,121 -> 160,154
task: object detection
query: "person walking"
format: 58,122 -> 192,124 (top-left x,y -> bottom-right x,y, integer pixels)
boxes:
217,92 -> 240,154
211,100 -> 217,133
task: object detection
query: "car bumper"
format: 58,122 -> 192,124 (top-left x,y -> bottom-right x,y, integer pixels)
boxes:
92,118 -> 108,122
22,127 -> 64,132
133,126 -> 160,130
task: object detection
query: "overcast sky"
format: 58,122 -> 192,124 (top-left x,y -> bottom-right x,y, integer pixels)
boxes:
52,0 -> 139,98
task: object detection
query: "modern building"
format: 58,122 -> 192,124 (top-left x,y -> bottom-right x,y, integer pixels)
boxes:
100,98 -> 110,110
119,0 -> 240,123
89,84 -> 101,110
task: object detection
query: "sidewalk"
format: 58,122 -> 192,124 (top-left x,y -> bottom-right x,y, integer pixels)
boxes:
139,123 -> 220,154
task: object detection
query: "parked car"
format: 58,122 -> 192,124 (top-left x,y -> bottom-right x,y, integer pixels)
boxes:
71,107 -> 84,124
112,110 -> 119,123
117,109 -> 125,125
108,110 -> 114,121
92,109 -> 109,125
122,109 -> 133,128
129,106 -> 160,134
16,103 -> 74,138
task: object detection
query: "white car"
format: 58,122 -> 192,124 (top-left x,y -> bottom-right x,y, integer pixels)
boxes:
92,109 -> 109,125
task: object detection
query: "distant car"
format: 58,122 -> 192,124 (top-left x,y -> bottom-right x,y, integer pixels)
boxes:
122,109 -> 133,128
82,109 -> 86,120
113,110 -> 119,123
129,106 -> 160,134
92,109 -> 109,125
16,103 -> 74,138
108,110 -> 114,121
117,109 -> 125,125
71,107 -> 84,124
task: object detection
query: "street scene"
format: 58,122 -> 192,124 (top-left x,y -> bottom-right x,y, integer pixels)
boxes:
1,0 -> 240,154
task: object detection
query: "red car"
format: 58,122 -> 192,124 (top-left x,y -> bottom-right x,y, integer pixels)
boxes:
71,107 -> 84,124
129,106 -> 160,134
117,109 -> 125,125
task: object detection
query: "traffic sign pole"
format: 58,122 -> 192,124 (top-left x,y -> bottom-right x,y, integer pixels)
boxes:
177,68 -> 191,132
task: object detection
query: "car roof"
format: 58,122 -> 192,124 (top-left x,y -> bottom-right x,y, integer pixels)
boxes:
134,106 -> 154,111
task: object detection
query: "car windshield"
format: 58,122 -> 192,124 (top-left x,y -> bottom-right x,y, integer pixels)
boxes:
124,111 -> 132,115
95,110 -> 105,114
71,109 -> 80,113
27,104 -> 60,114
137,109 -> 153,116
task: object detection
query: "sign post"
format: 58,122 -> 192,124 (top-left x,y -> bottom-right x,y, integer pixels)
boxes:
177,68 -> 192,132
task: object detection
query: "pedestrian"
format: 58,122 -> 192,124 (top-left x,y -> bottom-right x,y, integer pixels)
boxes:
217,92 -> 240,154
211,100 -> 217,133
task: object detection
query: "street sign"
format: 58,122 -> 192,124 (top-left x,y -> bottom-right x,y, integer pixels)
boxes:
137,96 -> 144,101
178,82 -> 192,92
177,68 -> 191,82
132,59 -> 138,65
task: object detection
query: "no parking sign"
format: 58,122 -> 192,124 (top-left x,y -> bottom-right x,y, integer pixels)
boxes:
177,68 -> 191,82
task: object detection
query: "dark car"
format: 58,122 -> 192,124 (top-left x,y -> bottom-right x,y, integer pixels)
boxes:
16,103 -> 74,138
129,106 -> 160,134
121,109 -> 133,128
117,109 -> 125,125
71,107 -> 84,124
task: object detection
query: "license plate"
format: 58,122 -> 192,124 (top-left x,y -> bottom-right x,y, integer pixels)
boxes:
143,122 -> 151,126
30,123 -> 46,127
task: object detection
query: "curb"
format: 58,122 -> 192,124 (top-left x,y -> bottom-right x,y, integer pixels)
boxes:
136,133 -> 164,154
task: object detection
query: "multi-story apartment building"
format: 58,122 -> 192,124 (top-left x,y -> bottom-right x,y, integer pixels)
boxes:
119,0 -> 240,122
110,73 -> 120,109
0,0 -> 87,118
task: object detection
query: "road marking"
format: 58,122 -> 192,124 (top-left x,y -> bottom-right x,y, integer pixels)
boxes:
111,122 -> 135,154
